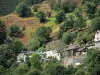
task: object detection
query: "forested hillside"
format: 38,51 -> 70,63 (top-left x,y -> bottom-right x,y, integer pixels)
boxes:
0,0 -> 100,75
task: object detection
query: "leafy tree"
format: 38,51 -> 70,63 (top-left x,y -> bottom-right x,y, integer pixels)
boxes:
60,1 -> 76,13
28,39 -> 41,51
30,53 -> 41,69
84,2 -> 96,18
60,19 -> 74,32
16,2 -> 31,17
95,8 -> 100,17
36,11 -> 46,22
56,10 -> 66,24
91,17 -> 100,32
82,0 -> 100,5
0,20 -> 6,44
84,49 -> 100,75
11,38 -> 23,55
9,24 -> 21,37
14,63 -> 28,75
27,69 -> 41,75
34,26 -> 52,44
0,44 -> 15,68
74,68 -> 85,75
61,32 -> 74,44
73,15 -> 86,29
0,65 -> 5,74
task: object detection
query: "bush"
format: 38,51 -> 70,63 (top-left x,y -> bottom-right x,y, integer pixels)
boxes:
73,15 -> 86,29
28,39 -> 41,51
56,10 -> 66,24
34,26 -> 52,44
61,32 -> 74,44
60,19 -> 74,32
60,1 -> 76,13
9,25 -> 21,37
36,11 -> 46,23
16,2 -> 31,17
91,17 -> 100,32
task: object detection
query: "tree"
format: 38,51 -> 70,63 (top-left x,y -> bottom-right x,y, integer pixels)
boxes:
73,15 -> 86,29
11,38 -> 23,55
0,65 -> 5,74
0,44 -> 15,68
9,24 -> 21,37
84,49 -> 100,75
36,11 -> 46,22
0,20 -> 6,44
60,19 -> 74,32
28,39 -> 41,51
84,2 -> 96,18
61,32 -> 74,44
27,69 -> 41,75
56,10 -> 66,24
30,53 -> 41,69
14,63 -> 28,75
60,1 -> 76,13
16,2 -> 31,17
91,17 -> 100,32
34,26 -> 52,44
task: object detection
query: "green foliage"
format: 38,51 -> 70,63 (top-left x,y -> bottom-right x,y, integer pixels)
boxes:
56,10 -> 66,24
0,44 -> 15,68
36,11 -> 46,22
38,47 -> 45,52
73,15 -> 86,29
28,39 -> 41,51
95,8 -> 100,17
0,65 -> 5,74
84,49 -> 100,75
61,32 -> 74,44
60,19 -> 74,32
11,38 -> 23,55
90,17 -> 100,32
14,63 -> 29,75
27,69 -> 41,75
82,0 -> 100,5
30,53 -> 41,69
83,2 -> 96,18
16,2 -> 31,17
34,26 -> 52,44
0,20 -> 6,44
60,1 -> 76,13
9,24 -> 21,37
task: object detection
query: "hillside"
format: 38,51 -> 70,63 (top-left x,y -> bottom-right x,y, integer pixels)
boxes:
0,0 -> 23,16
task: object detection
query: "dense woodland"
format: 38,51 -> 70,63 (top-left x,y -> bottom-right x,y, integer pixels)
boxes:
0,0 -> 100,75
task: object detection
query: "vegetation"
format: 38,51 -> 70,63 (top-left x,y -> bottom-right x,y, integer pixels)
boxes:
16,2 -> 31,17
56,10 -> 66,23
1,0 -> 100,75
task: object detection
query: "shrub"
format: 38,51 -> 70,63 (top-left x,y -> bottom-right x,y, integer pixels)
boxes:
56,10 -> 66,24
16,2 -> 31,17
36,11 -> 46,22
9,25 -> 21,37
61,32 -> 74,44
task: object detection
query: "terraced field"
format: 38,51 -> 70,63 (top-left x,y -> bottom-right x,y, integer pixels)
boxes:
0,0 -> 23,16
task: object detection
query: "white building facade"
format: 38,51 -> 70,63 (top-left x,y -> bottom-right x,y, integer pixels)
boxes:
44,50 -> 61,60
